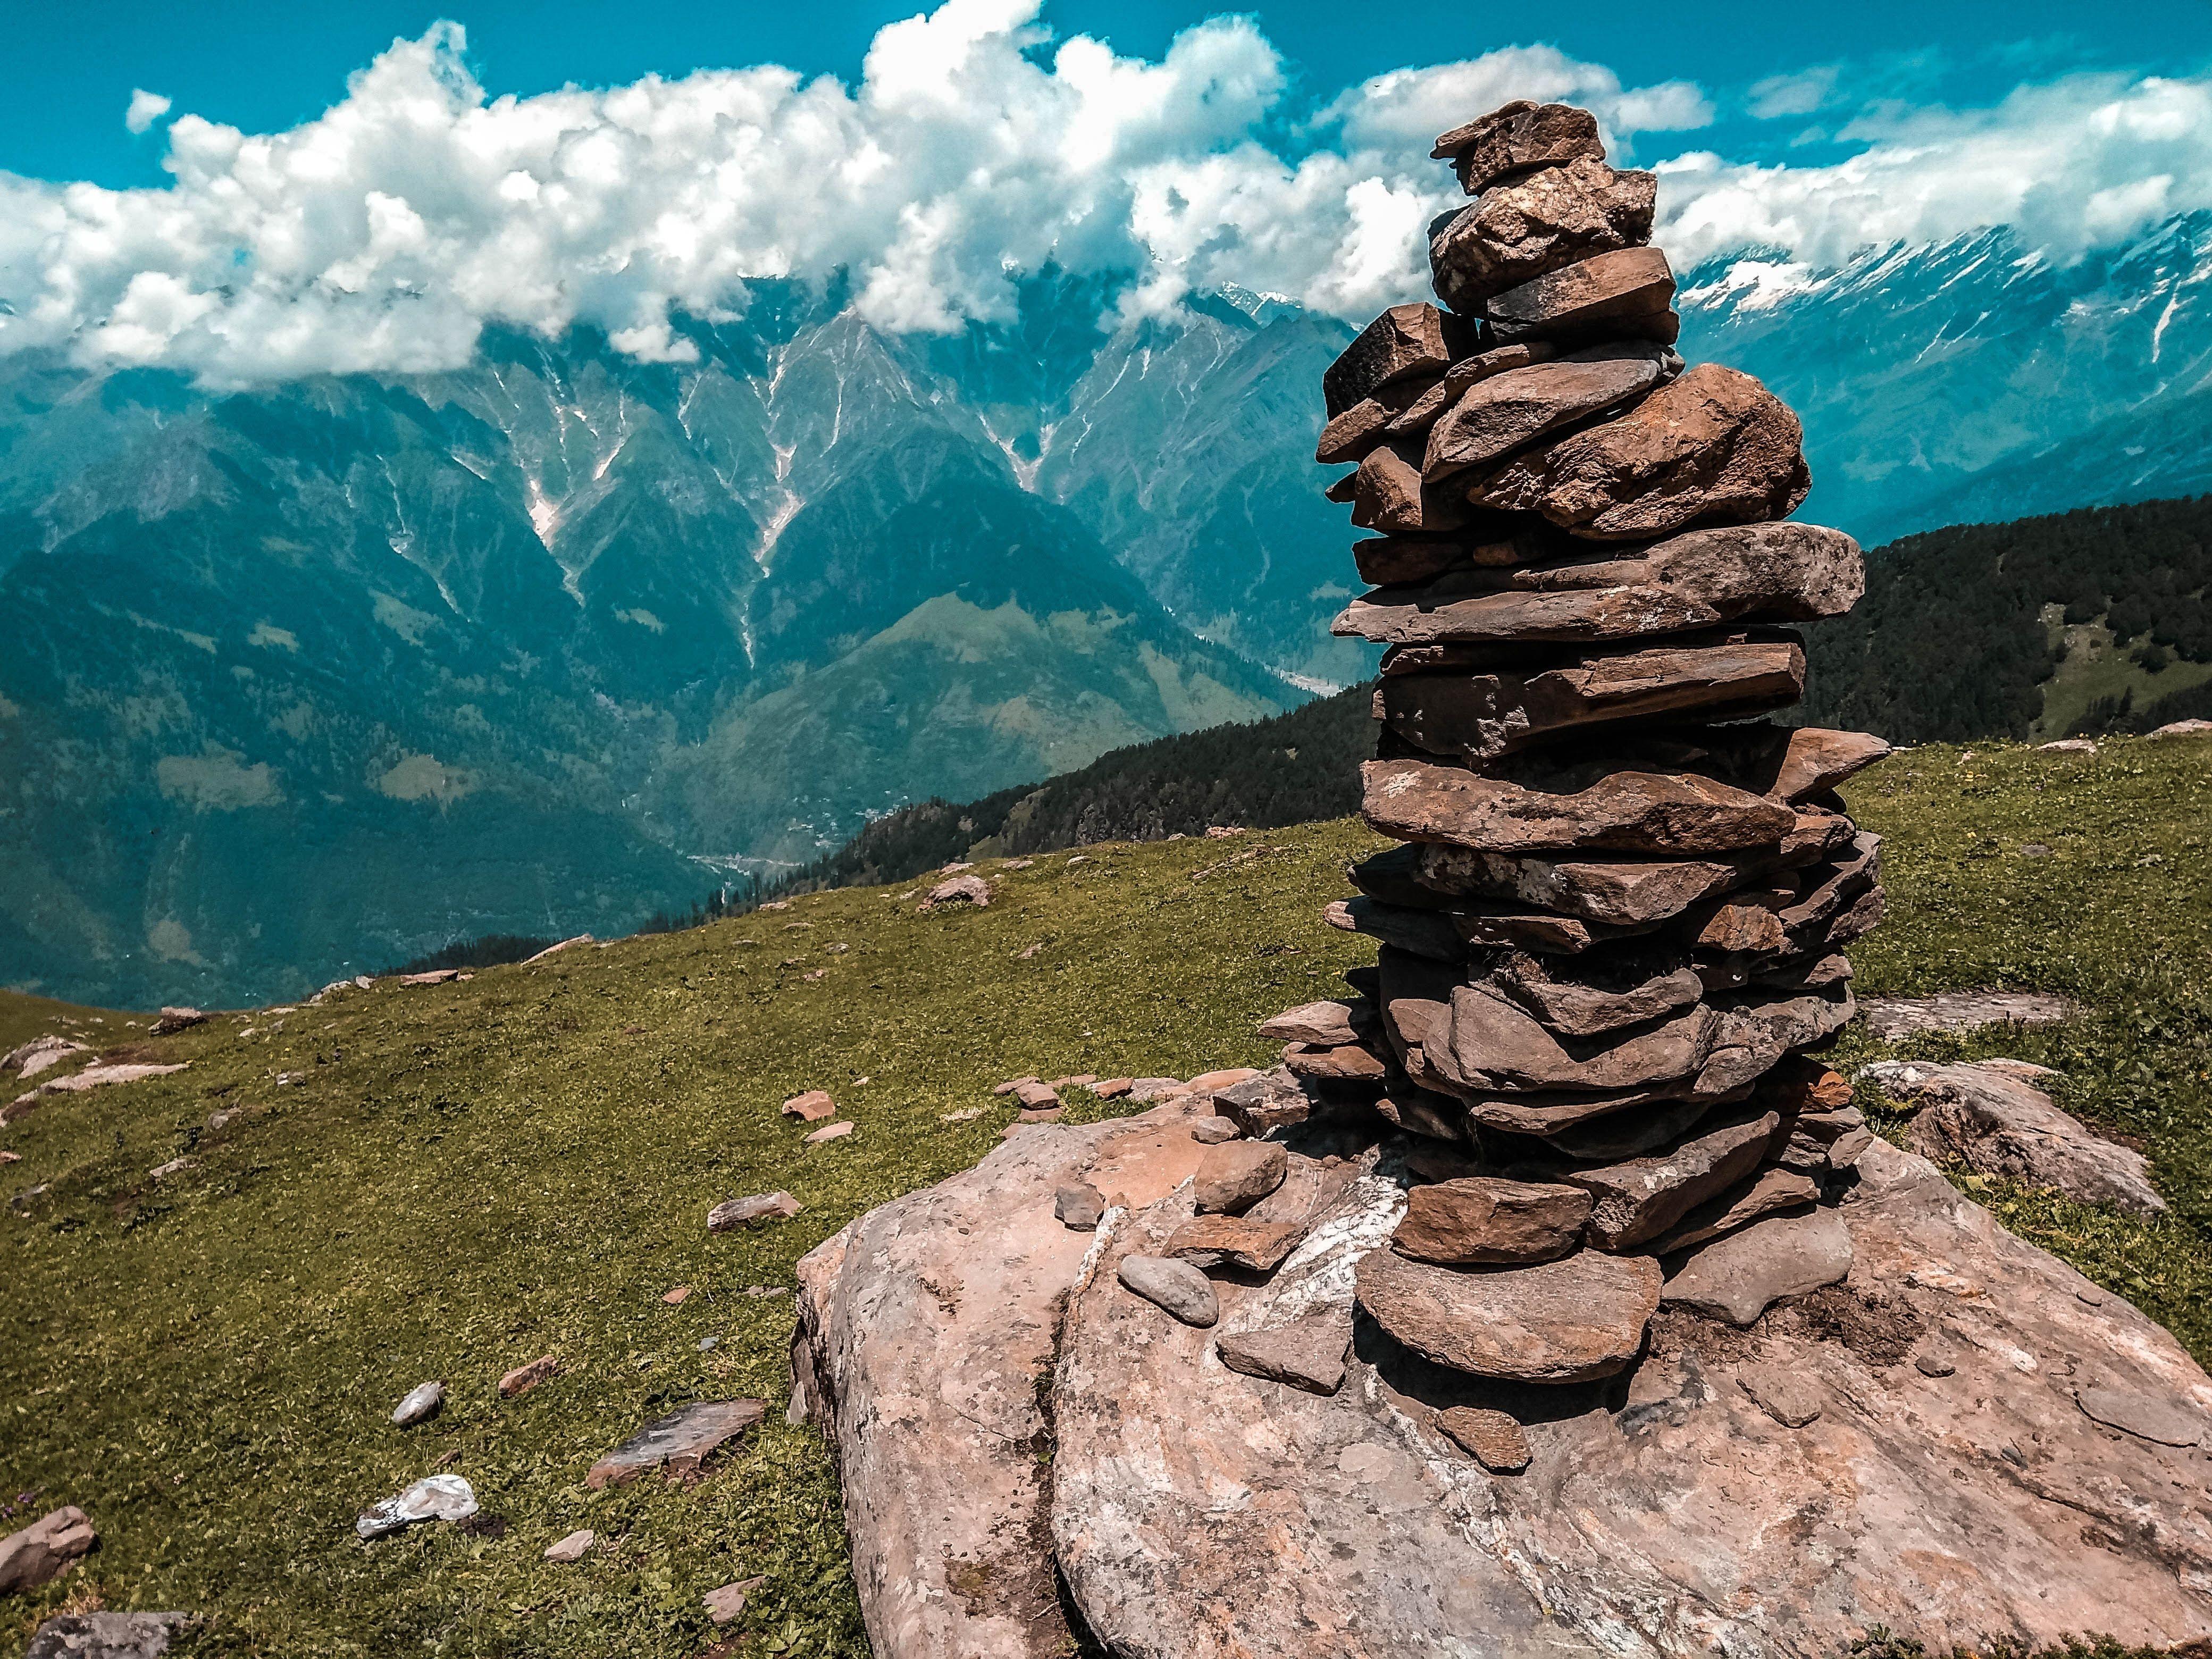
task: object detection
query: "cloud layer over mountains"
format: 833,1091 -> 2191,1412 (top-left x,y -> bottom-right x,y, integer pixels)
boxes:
2,0 -> 2206,385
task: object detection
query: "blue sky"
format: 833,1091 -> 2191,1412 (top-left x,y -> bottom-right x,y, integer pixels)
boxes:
11,0 -> 2209,188
3,0 -> 2209,383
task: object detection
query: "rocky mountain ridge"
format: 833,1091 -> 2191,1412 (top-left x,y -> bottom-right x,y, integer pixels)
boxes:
5,211 -> 2210,1007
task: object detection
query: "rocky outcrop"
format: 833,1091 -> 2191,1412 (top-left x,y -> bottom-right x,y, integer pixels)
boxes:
1862,1058 -> 2164,1216
797,1108 -> 2212,1656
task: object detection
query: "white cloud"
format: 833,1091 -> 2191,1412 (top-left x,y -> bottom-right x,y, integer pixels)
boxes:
1746,66 -> 1838,120
1657,72 -> 2212,270
124,89 -> 172,135
0,10 -> 2203,385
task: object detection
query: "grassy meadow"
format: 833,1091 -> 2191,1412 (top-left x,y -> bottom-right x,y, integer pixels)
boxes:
2,732 -> 2209,1657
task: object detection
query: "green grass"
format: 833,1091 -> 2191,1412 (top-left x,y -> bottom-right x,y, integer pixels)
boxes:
3,735 -> 2209,1657
2033,615 -> 2212,740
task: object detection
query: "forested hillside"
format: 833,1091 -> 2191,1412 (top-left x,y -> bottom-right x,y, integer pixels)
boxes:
800,498 -> 2212,892
1802,496 -> 2212,742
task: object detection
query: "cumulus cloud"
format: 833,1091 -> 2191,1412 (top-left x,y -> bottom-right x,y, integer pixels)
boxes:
1658,71 -> 2212,270
0,7 -> 2203,384
124,89 -> 173,135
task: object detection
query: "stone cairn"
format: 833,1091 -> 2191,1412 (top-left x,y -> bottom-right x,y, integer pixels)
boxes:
1245,99 -> 1891,1417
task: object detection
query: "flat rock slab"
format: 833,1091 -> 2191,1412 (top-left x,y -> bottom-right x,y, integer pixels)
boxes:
586,1397 -> 766,1488
1356,1246 -> 1662,1382
789,1097 -> 1219,1659
1216,1318 -> 1350,1395
1860,990 -> 2075,1040
1865,1059 -> 2164,1216
1045,1136 -> 2212,1657
1661,1202 -> 1853,1326
26,1614 -> 190,1659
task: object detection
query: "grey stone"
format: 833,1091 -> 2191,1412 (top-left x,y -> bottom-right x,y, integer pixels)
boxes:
356,1473 -> 477,1540
1118,1255 -> 1220,1327
708,1190 -> 802,1231
1055,1182 -> 1105,1230
26,1614 -> 190,1659
586,1398 -> 766,1488
1661,1204 -> 1852,1325
1355,1246 -> 1662,1382
543,1528 -> 595,1562
0,1506 -> 96,1596
391,1380 -> 445,1428
1737,1364 -> 1823,1427
2075,1386 -> 2207,1447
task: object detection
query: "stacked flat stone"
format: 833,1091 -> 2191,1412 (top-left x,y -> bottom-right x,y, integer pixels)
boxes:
1277,99 -> 1891,1390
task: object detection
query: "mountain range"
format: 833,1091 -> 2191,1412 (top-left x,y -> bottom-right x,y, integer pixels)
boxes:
4,210 -> 2209,1007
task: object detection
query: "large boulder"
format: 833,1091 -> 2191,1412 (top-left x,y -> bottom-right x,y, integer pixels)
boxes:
789,1097 -> 1218,1659
799,1098 -> 2212,1657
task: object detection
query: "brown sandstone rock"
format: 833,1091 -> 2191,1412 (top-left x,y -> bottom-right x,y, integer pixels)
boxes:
1416,844 -> 1746,926
1355,1246 -> 1661,1382
1192,1141 -> 1289,1214
1363,756 -> 1796,856
1660,1201 -> 1851,1324
1426,344 -> 1679,482
1353,522 -> 1557,586
1215,1319 -> 1351,1395
1493,956 -> 1706,1037
1484,246 -> 1678,347
1323,304 -> 1459,416
499,1354 -> 558,1397
1564,1109 -> 1781,1249
1163,1212 -> 1308,1273
1430,162 -> 1658,313
1464,364 -> 1809,541
1650,1164 -> 1820,1254
1394,1176 -> 1591,1263
1431,100 -> 1605,194
1314,375 -> 1433,464
1384,343 -> 1556,437
1436,987 -> 1716,1096
1436,1406 -> 1532,1471
1284,1041 -> 1389,1083
1378,631 -> 1804,760
781,1090 -> 837,1122
1055,1183 -> 1105,1229
1351,438 -> 1471,534
1334,523 -> 1865,647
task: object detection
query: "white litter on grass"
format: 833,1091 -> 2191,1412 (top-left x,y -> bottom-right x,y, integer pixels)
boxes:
356,1473 -> 477,1539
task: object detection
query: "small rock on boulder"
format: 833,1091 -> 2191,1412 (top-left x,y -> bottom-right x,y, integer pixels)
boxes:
1393,1176 -> 1591,1263
1214,1318 -> 1350,1396
1192,1141 -> 1289,1214
1356,1246 -> 1661,1382
1661,1203 -> 1851,1325
1118,1254 -> 1220,1327
1055,1182 -> 1105,1230
1436,1406 -> 1531,1472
